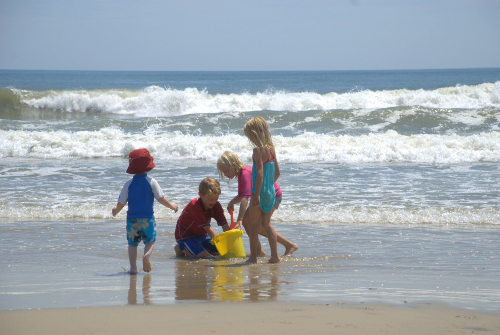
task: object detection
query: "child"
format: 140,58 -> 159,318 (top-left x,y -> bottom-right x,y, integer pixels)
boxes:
243,117 -> 281,264
217,150 -> 298,257
112,148 -> 178,274
174,177 -> 230,258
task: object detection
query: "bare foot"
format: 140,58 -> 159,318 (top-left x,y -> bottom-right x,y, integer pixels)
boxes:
174,245 -> 184,257
258,248 -> 267,256
142,257 -> 152,273
245,256 -> 258,264
129,268 -> 138,275
284,244 -> 298,257
267,256 -> 280,263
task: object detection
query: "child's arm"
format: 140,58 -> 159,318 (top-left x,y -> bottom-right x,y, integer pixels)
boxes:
203,225 -> 217,239
236,197 -> 248,228
251,147 -> 264,207
272,148 -> 280,182
158,196 -> 178,213
228,195 -> 246,228
228,195 -> 243,211
112,202 -> 125,217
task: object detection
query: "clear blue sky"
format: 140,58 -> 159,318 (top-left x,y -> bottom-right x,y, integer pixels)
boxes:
1,0 -> 499,71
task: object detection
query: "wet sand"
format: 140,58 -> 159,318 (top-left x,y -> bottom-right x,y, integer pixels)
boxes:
1,219 -> 500,312
1,301 -> 500,335
1,220 -> 499,334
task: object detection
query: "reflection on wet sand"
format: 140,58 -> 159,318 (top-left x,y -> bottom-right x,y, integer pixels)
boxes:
245,264 -> 280,302
209,264 -> 244,302
128,274 -> 153,305
175,260 -> 211,300
174,260 -> 282,302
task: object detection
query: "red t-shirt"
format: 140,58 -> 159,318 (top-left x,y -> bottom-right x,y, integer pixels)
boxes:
175,197 -> 228,241
238,166 -> 282,198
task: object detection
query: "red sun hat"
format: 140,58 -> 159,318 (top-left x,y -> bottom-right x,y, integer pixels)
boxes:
126,149 -> 156,174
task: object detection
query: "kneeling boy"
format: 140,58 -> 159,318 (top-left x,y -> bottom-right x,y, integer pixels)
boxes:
175,177 -> 229,258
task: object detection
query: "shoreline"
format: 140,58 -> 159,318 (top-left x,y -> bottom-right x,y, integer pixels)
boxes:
1,219 -> 499,313
1,301 -> 499,335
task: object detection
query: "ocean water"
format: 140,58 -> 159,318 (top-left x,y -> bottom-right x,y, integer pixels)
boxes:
0,69 -> 499,312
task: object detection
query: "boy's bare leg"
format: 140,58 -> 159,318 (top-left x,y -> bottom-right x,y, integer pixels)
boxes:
196,250 -> 213,258
174,245 -> 196,257
261,211 -> 280,263
142,242 -> 154,272
242,208 -> 266,256
183,249 -> 195,257
174,245 -> 185,257
128,245 -> 138,274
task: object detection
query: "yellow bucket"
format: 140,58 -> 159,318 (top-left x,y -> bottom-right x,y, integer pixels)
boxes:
211,229 -> 246,259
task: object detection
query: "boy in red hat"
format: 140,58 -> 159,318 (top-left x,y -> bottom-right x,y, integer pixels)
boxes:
112,148 -> 178,274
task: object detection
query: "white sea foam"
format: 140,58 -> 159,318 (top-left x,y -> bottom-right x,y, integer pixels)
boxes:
17,82 -> 500,116
1,202 -> 497,226
1,128 -> 499,163
275,205 -> 500,226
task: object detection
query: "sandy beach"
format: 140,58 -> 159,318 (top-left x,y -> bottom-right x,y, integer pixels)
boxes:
2,301 -> 499,335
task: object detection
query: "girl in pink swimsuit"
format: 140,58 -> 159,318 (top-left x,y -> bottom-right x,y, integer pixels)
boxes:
217,151 -> 298,259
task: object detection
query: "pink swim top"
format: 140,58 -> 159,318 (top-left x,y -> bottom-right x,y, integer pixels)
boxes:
238,166 -> 281,198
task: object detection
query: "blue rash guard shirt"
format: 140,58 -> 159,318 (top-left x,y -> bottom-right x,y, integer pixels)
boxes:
117,173 -> 165,219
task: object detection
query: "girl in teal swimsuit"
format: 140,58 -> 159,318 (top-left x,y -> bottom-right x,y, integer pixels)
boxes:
217,150 -> 298,257
243,117 -> 281,264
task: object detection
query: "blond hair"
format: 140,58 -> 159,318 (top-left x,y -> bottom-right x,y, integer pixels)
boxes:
243,116 -> 274,150
217,151 -> 244,180
199,177 -> 221,196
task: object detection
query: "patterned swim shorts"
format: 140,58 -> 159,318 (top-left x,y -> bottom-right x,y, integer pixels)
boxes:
126,218 -> 156,247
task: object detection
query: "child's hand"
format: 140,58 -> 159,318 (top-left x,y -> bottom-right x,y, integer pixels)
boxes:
158,197 -> 178,213
250,195 -> 260,207
234,220 -> 243,229
112,202 -> 125,217
227,200 -> 235,213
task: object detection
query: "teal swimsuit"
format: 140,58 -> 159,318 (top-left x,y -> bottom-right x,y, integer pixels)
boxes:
251,149 -> 276,213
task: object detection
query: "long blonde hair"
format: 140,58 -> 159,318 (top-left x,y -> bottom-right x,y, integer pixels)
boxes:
243,117 -> 274,150
217,151 -> 244,180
